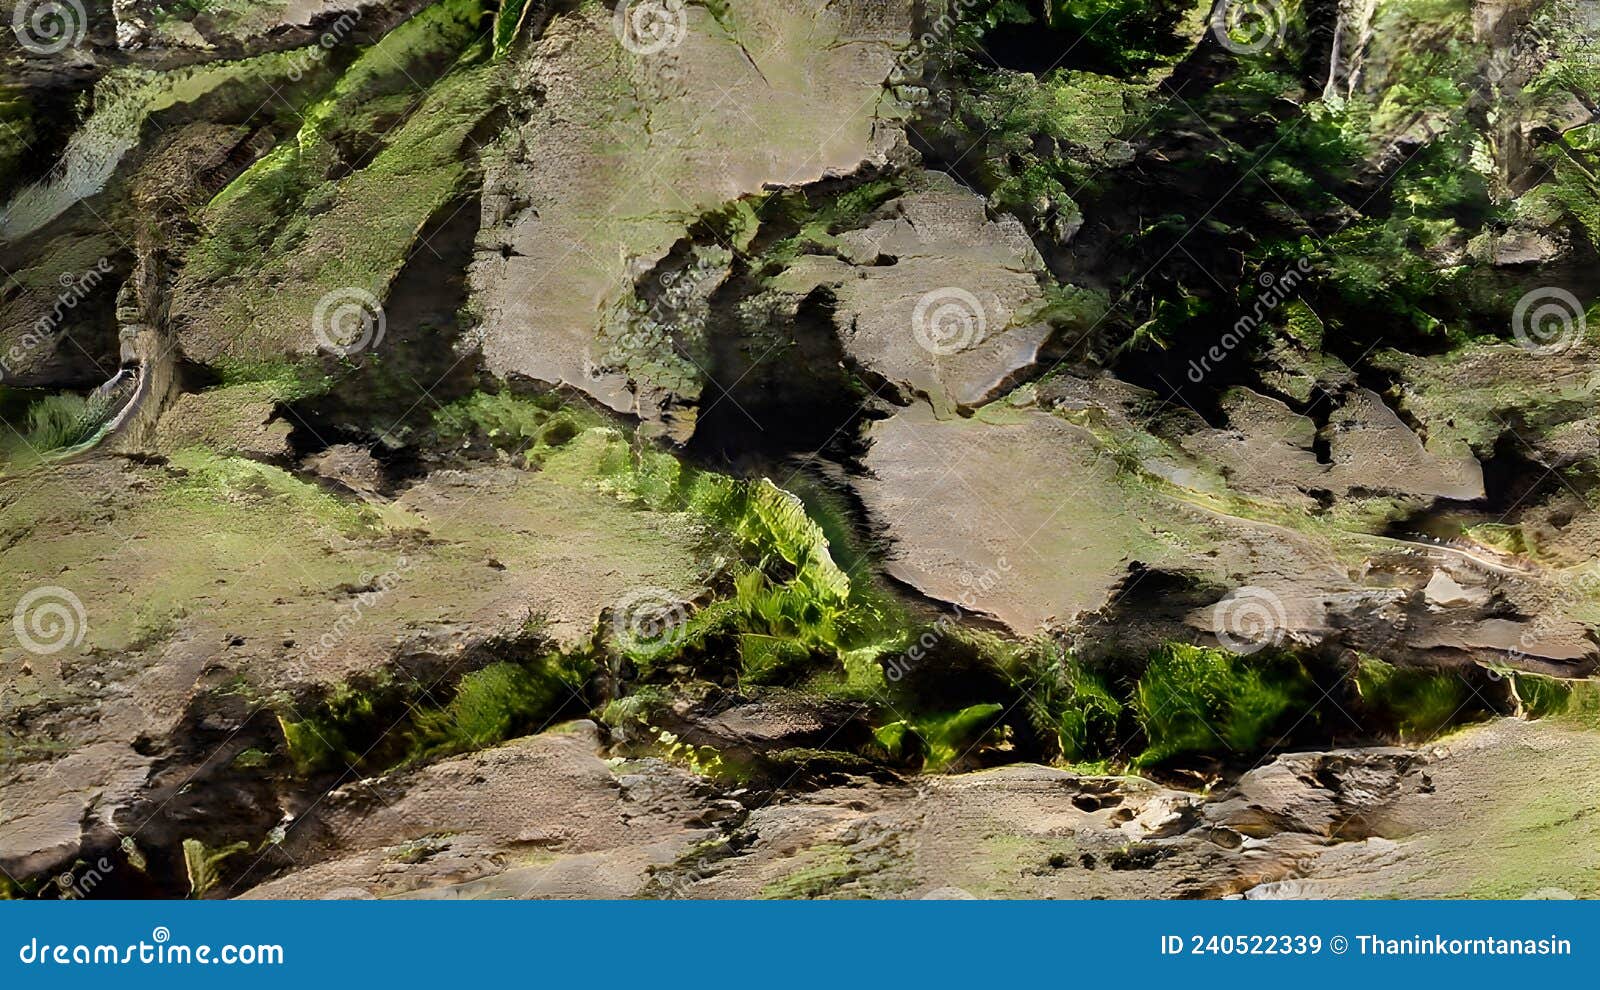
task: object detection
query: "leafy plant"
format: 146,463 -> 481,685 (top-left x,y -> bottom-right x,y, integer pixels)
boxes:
182,838 -> 250,898
1132,644 -> 1303,767
408,657 -> 589,760
1353,657 -> 1470,740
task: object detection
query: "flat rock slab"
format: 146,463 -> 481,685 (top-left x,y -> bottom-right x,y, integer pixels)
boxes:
777,171 -> 1060,414
858,403 -> 1154,634
0,458 -> 708,877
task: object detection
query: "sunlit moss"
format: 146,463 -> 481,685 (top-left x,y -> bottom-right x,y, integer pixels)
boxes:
1132,644 -> 1305,768
408,656 -> 592,760
873,703 -> 1007,772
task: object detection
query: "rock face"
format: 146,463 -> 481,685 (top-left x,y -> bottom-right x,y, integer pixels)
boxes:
0,455 -> 709,883
231,717 -> 1600,900
778,171 -> 1069,415
859,402 -> 1152,633
468,0 -> 912,432
3,0 -> 1600,903
239,722 -> 719,899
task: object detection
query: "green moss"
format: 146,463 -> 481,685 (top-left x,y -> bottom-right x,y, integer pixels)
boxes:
536,427 -> 906,680
1506,673 -> 1600,726
756,178 -> 904,272
1132,644 -> 1305,768
231,748 -> 270,770
279,653 -> 592,774
1005,641 -> 1123,762
278,678 -> 388,774
176,14 -> 501,357
758,843 -> 873,899
209,357 -> 332,401
875,703 -> 1007,772
408,656 -> 591,760
163,448 -> 383,537
432,390 -> 603,458
1353,657 -> 1470,741
3,51 -> 339,242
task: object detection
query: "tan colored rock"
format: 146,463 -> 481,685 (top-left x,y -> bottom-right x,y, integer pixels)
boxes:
776,172 -> 1068,415
468,0 -> 912,423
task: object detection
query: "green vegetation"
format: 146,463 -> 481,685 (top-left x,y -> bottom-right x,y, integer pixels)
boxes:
174,2 -> 500,357
753,178 -> 904,273
0,86 -> 35,192
1006,641 -> 1123,762
758,843 -> 872,899
529,425 -> 904,682
18,392 -> 114,453
873,703 -> 1008,772
277,678 -> 390,775
182,838 -> 250,898
494,0 -> 535,57
0,391 -> 118,466
1353,657 -> 1470,741
948,0 -> 1200,73
1131,644 -> 1305,767
278,652 -> 591,774
409,657 -> 592,760
432,390 -> 604,457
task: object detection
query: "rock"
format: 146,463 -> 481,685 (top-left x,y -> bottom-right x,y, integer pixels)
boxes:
1424,569 -> 1487,608
1205,749 -> 1420,839
240,723 -> 717,898
1120,794 -> 1202,840
302,444 -> 385,500
858,403 -> 1151,634
777,172 -> 1069,415
468,0 -> 912,424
